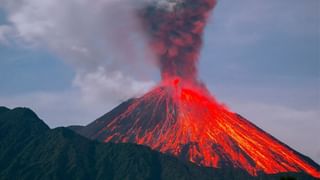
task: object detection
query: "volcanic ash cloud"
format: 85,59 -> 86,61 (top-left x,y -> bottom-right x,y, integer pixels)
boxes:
138,0 -> 217,82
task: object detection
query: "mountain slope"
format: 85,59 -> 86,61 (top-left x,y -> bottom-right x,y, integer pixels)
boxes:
0,107 -> 256,180
1,106 -> 318,179
75,83 -> 320,178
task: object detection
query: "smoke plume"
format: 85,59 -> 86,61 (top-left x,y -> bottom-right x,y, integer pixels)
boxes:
0,0 -> 157,103
139,0 -> 217,82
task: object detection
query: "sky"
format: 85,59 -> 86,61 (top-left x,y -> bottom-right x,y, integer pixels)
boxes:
0,0 -> 319,164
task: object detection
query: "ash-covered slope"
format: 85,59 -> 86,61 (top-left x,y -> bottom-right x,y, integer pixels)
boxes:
77,81 -> 320,178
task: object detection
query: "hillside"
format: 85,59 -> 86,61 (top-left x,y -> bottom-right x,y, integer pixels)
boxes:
0,106 -> 317,180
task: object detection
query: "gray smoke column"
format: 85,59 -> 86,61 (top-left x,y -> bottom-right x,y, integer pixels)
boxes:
138,0 -> 217,82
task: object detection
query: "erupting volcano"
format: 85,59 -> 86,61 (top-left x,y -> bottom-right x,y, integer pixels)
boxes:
78,0 -> 320,178
80,80 -> 320,177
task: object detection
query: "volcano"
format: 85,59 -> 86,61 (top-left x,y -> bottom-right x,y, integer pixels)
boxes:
77,78 -> 320,178
75,0 -> 319,178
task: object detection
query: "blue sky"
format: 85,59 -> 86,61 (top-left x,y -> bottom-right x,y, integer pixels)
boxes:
0,0 -> 319,163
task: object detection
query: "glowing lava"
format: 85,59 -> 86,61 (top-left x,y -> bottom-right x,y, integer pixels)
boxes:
79,0 -> 320,178
84,78 -> 320,177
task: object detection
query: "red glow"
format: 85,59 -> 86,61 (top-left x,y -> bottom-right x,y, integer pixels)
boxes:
89,0 -> 320,177
92,79 -> 320,178
173,78 -> 180,87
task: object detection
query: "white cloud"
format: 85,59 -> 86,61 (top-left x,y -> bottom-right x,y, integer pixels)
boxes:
73,67 -> 155,105
0,0 -> 156,103
0,0 -> 157,129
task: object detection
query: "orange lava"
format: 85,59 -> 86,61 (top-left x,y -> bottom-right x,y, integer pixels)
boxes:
92,78 -> 320,178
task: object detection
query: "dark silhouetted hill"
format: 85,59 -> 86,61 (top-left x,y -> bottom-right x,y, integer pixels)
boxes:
0,106 -> 317,180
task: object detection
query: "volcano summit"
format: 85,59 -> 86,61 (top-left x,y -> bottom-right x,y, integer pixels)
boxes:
78,79 -> 320,178
76,0 -> 320,178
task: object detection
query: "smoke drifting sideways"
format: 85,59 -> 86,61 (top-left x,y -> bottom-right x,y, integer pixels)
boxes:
138,0 -> 217,83
0,0 -> 159,103
0,0 -> 216,102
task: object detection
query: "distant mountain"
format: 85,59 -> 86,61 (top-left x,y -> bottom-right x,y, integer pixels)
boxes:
0,106 -> 317,180
73,84 -> 320,178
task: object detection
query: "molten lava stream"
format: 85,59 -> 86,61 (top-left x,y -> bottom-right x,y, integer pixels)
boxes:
93,78 -> 320,178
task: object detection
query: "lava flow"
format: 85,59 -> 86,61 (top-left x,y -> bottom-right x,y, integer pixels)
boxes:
84,78 -> 320,177
79,0 -> 320,178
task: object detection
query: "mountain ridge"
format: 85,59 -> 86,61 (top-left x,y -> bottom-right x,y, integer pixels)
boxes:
0,106 -> 251,180
0,106 -> 318,180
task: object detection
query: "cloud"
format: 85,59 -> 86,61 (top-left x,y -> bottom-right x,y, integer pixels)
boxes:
73,67 -> 155,105
0,0 -> 156,102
